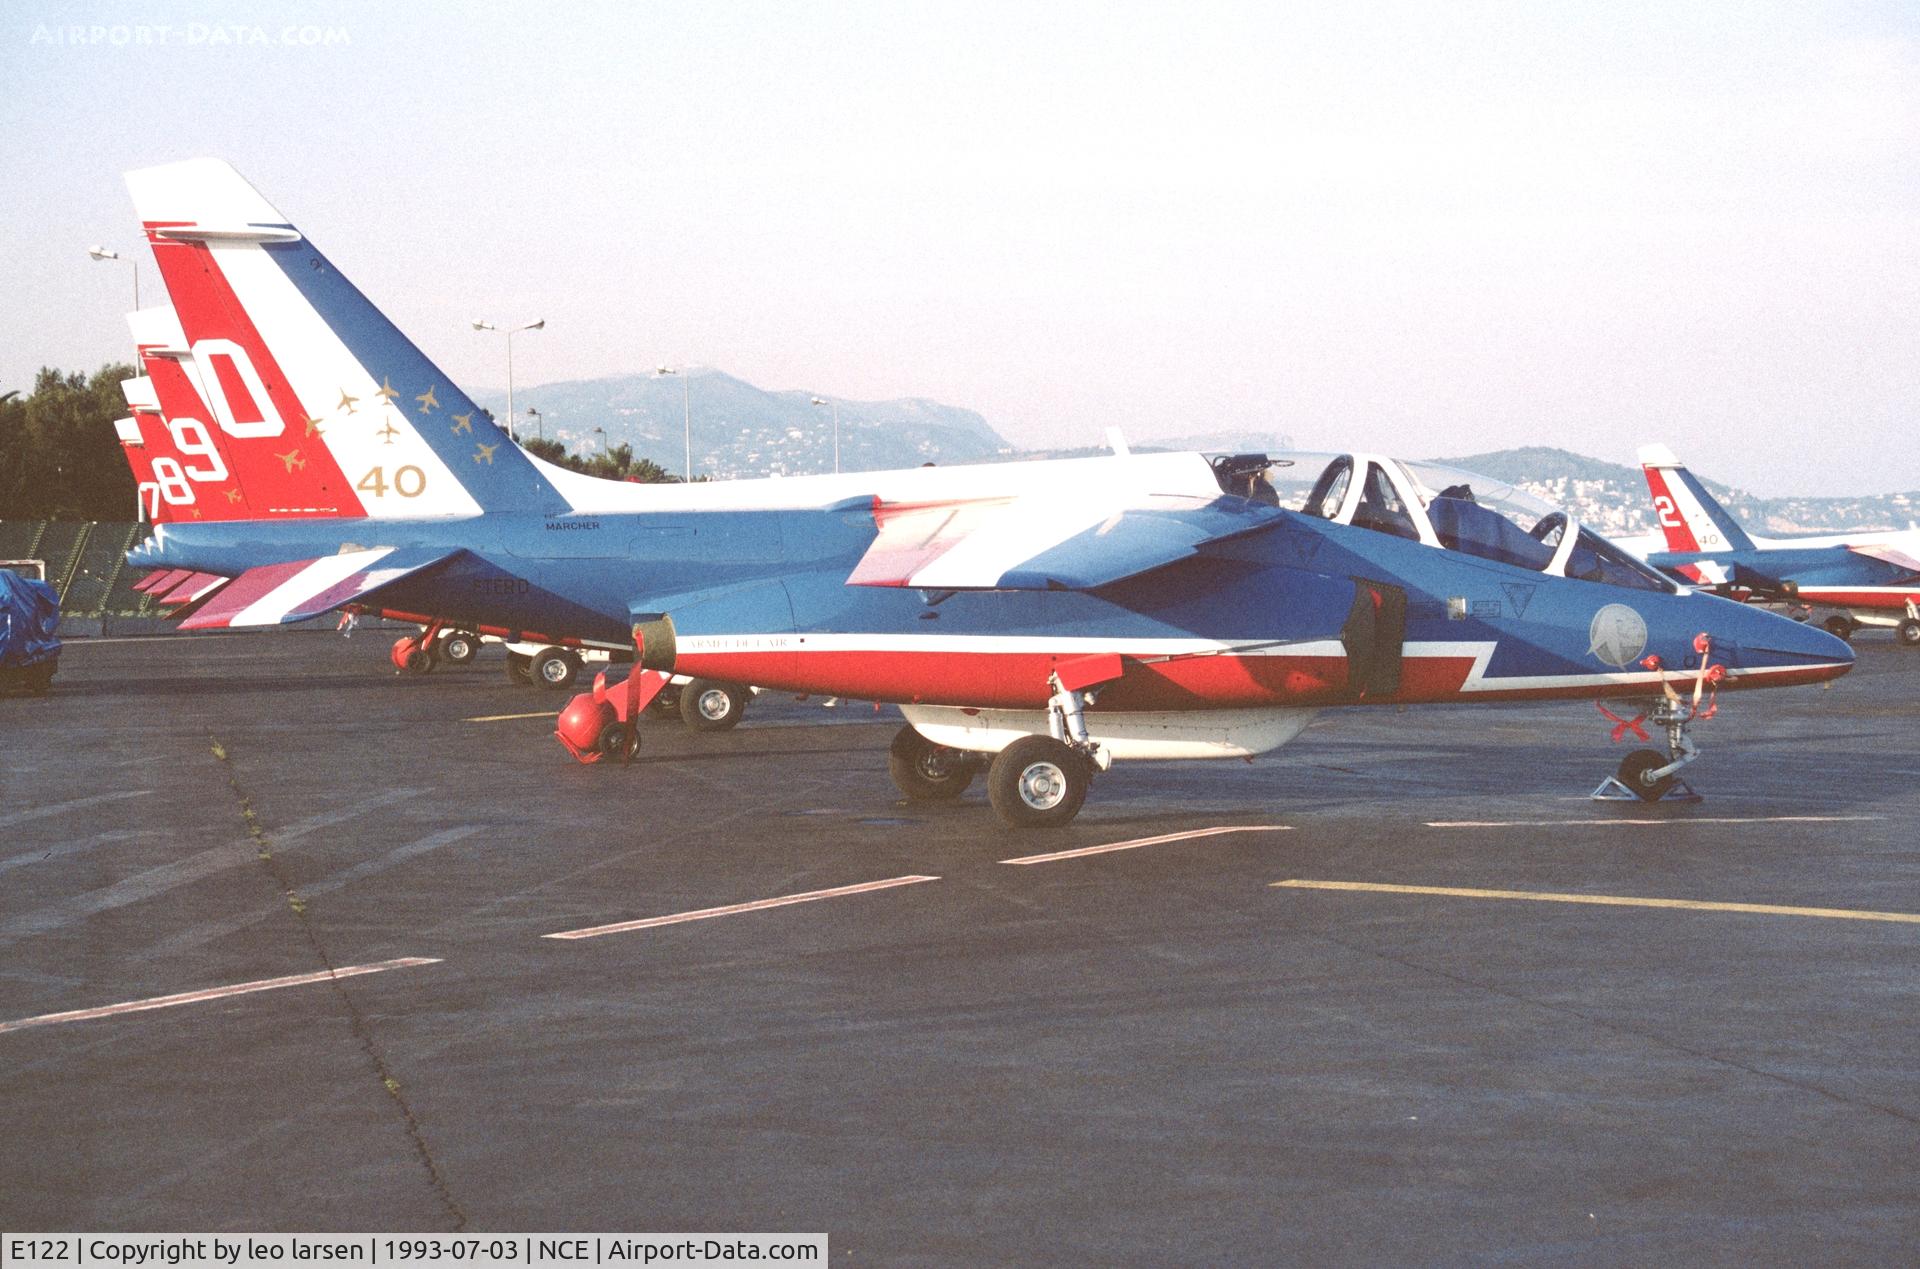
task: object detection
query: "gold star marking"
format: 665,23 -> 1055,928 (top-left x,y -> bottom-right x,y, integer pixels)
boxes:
415,386 -> 439,413
374,377 -> 399,403
450,412 -> 473,435
473,441 -> 498,465
225,488 -> 242,504
336,389 -> 359,414
377,422 -> 400,446
191,508 -> 204,519
304,416 -> 325,437
274,448 -> 306,472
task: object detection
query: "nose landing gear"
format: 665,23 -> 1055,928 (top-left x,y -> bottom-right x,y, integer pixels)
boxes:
1592,638 -> 1723,804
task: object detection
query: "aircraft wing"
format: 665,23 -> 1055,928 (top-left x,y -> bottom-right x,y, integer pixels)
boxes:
848,493 -> 1284,591
176,547 -> 461,630
1848,542 -> 1920,577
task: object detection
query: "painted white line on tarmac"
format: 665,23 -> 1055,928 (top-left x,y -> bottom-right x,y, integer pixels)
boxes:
464,710 -> 559,723
1272,879 -> 1920,925
545,875 -> 941,941
1001,825 -> 1292,866
1426,815 -> 1884,829
0,790 -> 153,831
0,957 -> 443,1036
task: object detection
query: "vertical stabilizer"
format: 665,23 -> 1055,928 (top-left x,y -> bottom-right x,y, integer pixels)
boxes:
124,158 -> 567,520
1636,443 -> 1754,554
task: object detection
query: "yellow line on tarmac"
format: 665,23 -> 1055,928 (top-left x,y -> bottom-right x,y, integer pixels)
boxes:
463,710 -> 560,723
1271,879 -> 1920,925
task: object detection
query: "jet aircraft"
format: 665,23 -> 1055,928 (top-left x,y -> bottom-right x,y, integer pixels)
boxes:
1638,445 -> 1920,645
115,159 -> 1854,826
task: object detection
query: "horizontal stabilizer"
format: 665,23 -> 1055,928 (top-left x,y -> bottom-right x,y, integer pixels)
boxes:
850,493 -> 1283,591
179,548 -> 459,630
156,571 -> 229,608
134,568 -> 188,595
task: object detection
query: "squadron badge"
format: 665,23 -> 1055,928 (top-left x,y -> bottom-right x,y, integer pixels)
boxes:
1588,604 -> 1649,668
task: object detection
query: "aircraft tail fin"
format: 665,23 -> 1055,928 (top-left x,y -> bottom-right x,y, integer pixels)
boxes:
1636,443 -> 1754,554
123,158 -> 567,521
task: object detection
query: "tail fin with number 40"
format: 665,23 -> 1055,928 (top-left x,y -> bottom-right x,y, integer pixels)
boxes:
125,157 -> 567,522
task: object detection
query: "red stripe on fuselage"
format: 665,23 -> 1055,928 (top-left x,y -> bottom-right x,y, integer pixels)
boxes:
669,646 -> 1849,710
1788,587 -> 1920,610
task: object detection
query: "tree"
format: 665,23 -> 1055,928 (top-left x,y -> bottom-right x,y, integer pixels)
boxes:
0,364 -> 139,520
520,434 -> 679,483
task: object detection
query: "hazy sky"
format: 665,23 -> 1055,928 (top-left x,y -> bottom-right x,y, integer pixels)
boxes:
4,0 -> 1916,495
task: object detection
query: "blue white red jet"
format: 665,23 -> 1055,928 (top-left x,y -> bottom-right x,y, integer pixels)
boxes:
113,158 -> 1853,825
1638,444 -> 1920,646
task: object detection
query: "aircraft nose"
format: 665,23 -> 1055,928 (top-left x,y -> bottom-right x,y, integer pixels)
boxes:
1718,599 -> 1854,686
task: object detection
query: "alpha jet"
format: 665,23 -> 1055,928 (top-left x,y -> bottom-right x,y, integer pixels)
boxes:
1638,444 -> 1920,646
110,158 -> 1853,827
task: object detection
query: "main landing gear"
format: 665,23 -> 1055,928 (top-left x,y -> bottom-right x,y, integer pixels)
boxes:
886,663 -> 1118,828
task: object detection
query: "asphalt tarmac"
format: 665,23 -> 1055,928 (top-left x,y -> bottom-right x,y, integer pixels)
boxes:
2,631 -> 1916,1261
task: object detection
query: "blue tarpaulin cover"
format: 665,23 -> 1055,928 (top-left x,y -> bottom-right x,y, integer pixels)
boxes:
0,570 -> 61,668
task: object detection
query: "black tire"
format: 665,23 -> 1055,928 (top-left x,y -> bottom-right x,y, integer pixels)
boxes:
888,724 -> 977,800
646,684 -> 683,717
1823,615 -> 1856,641
1899,619 -> 1920,648
533,648 -> 582,690
679,678 -> 747,731
402,646 -> 433,675
438,631 -> 478,664
987,736 -> 1090,828
505,650 -> 534,685
26,661 -> 55,695
1618,749 -> 1675,803
597,721 -> 639,764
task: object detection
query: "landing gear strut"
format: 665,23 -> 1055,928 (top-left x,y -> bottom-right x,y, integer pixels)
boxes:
1595,695 -> 1704,803
1593,637 -> 1722,804
984,662 -> 1118,828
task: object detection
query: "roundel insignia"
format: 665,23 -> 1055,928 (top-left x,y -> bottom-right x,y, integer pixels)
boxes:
1588,604 -> 1649,668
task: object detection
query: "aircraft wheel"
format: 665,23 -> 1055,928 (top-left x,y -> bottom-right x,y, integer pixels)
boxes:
988,736 -> 1089,828
438,631 -> 478,664
1822,615 -> 1856,641
505,651 -> 534,685
1899,619 -> 1920,647
679,678 -> 747,731
888,724 -> 977,800
533,648 -> 583,690
646,684 -> 683,717
597,721 -> 639,764
1617,749 -> 1675,803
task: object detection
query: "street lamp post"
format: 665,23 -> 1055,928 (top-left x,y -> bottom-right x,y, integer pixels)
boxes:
89,247 -> 140,359
525,406 -> 543,441
810,396 -> 841,474
656,365 -> 692,482
471,318 -> 544,441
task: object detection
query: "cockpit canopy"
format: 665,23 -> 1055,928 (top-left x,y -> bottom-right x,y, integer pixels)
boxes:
1212,452 -> 1675,593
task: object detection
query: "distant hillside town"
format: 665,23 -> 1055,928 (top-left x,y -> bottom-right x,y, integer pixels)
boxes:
492,371 -> 1915,536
